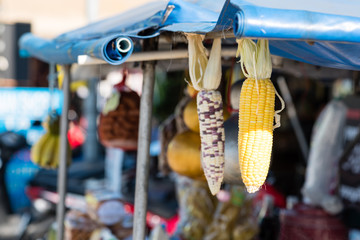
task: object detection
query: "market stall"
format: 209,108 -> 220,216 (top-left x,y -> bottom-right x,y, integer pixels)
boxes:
19,0 -> 360,239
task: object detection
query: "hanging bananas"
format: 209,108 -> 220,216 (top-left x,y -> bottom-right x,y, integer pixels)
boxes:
31,115 -> 71,169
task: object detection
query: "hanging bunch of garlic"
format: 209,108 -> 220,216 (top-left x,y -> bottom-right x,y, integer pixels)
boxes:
186,34 -> 225,195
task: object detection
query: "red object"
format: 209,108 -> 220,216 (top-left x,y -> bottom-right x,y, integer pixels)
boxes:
279,203 -> 348,240
346,109 -> 360,120
67,123 -> 85,149
123,203 -> 179,235
25,186 -> 43,200
114,68 -> 129,92
255,183 -> 286,208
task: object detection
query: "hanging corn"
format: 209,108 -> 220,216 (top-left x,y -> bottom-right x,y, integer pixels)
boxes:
186,34 -> 224,195
236,39 -> 285,193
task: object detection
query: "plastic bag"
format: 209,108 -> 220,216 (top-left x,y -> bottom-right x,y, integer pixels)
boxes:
173,175 -> 217,240
302,100 -> 347,214
204,185 -> 258,240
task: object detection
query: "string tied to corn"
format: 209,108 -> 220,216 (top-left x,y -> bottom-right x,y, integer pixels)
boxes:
186,33 -> 225,195
236,38 -> 285,193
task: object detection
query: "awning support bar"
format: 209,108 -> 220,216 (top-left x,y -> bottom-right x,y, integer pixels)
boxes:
56,64 -> 71,240
78,48 -> 238,65
132,41 -> 156,239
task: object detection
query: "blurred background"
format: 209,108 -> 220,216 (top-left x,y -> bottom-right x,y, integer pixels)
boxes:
0,1 -> 360,240
0,0 -> 153,38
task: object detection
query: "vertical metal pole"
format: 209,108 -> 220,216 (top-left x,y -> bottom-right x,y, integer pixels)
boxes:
83,77 -> 98,162
56,65 -> 71,240
132,60 -> 156,239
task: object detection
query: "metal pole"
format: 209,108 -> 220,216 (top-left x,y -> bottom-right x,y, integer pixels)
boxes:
277,76 -> 309,161
56,64 -> 71,240
83,77 -> 98,162
77,48 -> 238,65
132,61 -> 156,239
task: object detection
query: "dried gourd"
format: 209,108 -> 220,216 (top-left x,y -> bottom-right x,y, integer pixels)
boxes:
167,130 -> 205,180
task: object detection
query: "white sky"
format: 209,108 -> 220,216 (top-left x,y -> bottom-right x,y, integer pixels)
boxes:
0,0 -> 160,38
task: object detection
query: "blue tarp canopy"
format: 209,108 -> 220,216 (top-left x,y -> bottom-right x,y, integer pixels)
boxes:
19,0 -> 360,70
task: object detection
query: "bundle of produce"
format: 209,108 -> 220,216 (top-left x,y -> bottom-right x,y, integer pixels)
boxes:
173,176 -> 217,240
98,76 -> 140,150
186,34 -> 225,195
236,39 -> 285,193
30,114 -> 71,169
204,186 -> 258,240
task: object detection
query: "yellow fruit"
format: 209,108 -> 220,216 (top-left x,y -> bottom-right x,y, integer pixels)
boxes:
167,131 -> 204,180
31,132 -> 50,165
186,84 -> 198,98
52,136 -> 60,168
183,98 -> 200,133
51,135 -> 72,168
40,134 -> 57,168
184,98 -> 230,134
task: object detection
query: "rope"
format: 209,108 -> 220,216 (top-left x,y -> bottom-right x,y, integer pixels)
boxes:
273,88 -> 285,129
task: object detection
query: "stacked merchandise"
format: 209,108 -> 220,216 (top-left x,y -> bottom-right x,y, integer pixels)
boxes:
86,189 -> 133,240
172,176 -> 258,240
63,189 -> 133,240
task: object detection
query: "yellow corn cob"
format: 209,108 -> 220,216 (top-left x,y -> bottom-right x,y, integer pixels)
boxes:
238,78 -> 275,193
236,39 -> 284,193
